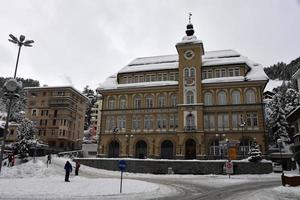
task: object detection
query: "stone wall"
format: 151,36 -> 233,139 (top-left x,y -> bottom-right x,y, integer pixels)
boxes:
73,158 -> 273,174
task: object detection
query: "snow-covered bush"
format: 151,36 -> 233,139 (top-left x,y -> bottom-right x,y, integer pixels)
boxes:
248,144 -> 262,162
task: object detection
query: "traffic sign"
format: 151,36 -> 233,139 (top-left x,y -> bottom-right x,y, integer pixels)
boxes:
225,161 -> 234,174
118,160 -> 127,171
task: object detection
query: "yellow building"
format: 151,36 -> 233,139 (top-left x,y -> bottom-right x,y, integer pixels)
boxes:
24,86 -> 88,152
97,23 -> 269,159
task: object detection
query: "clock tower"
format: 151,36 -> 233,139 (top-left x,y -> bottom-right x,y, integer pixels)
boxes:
175,21 -> 205,158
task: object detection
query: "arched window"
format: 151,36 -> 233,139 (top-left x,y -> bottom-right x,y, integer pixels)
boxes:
186,91 -> 194,104
119,96 -> 126,109
170,94 -> 177,107
158,95 -> 165,107
145,95 -> 153,108
134,95 -> 141,109
108,97 -> 115,109
190,68 -> 195,77
204,92 -> 213,105
218,91 -> 227,105
246,89 -> 256,104
184,68 -> 189,77
231,90 -> 241,105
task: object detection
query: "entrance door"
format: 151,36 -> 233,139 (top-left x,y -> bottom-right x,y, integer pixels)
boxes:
161,140 -> 174,159
135,140 -> 147,159
108,141 -> 119,158
185,139 -> 196,159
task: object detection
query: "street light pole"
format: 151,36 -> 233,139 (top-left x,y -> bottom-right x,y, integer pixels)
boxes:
277,138 -> 284,175
0,34 -> 34,174
112,127 -> 118,158
240,121 -> 246,159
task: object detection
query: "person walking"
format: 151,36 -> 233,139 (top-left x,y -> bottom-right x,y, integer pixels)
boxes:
75,161 -> 80,176
8,154 -> 12,167
47,153 -> 52,165
64,161 -> 72,182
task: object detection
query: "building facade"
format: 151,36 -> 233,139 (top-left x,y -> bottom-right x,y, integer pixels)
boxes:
24,86 -> 88,152
97,23 -> 269,159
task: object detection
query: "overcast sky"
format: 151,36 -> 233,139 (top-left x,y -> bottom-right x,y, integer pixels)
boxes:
0,0 -> 299,91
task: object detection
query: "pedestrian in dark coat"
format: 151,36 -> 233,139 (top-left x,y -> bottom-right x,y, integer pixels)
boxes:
75,161 -> 80,176
64,161 -> 72,182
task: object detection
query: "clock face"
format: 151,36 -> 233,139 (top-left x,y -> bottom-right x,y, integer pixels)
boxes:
184,50 -> 195,60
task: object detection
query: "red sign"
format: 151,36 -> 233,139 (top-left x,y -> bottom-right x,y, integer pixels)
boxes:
225,161 -> 234,174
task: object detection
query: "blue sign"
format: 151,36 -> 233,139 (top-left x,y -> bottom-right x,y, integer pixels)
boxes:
118,160 -> 127,171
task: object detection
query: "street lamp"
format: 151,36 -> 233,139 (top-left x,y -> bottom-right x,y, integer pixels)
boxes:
277,138 -> 284,175
239,121 -> 246,159
0,34 -> 34,174
125,134 -> 133,157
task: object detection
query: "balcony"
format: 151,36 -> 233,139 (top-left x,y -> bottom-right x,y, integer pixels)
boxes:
184,126 -> 196,132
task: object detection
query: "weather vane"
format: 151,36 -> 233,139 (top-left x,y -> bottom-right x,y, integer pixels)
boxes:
188,12 -> 192,24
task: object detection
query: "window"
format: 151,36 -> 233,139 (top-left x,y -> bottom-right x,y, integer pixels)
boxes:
119,97 -> 126,109
184,68 -> 189,77
232,91 -> 241,104
204,113 -> 215,131
146,95 -> 153,108
171,94 -> 177,107
202,71 -> 207,79
207,70 -> 213,78
218,91 -> 227,105
150,74 -> 156,81
32,109 -> 37,116
246,89 -> 256,104
169,72 -> 175,81
235,68 -> 240,76
128,76 -> 132,83
145,75 -> 151,82
232,113 -> 244,129
134,76 -> 139,83
157,115 -> 167,129
186,91 -> 194,104
132,115 -> 141,129
108,97 -> 116,109
218,113 -> 229,130
157,73 -> 163,81
186,113 -> 195,127
106,117 -> 115,130
139,75 -> 144,82
144,115 -> 153,129
221,69 -> 226,77
204,92 -> 213,105
123,76 -> 128,83
169,114 -> 178,128
175,72 -> 179,81
215,69 -> 221,78
163,73 -> 168,81
228,69 -> 234,76
118,116 -> 126,129
190,68 -> 195,77
134,95 -> 141,109
158,95 -> 165,107
52,119 -> 56,126
246,112 -> 258,128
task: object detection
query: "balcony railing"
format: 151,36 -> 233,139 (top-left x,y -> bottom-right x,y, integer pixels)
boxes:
184,126 -> 196,132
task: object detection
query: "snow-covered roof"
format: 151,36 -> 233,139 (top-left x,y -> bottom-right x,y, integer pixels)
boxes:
264,79 -> 283,92
98,49 -> 268,91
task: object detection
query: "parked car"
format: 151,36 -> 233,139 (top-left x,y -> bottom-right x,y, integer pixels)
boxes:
273,162 -> 283,173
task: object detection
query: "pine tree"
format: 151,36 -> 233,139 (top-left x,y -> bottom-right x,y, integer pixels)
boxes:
248,144 -> 262,162
82,85 -> 97,130
15,118 -> 37,159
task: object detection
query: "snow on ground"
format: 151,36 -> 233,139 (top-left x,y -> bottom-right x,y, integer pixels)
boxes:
0,157 -> 175,200
1,156 -> 300,199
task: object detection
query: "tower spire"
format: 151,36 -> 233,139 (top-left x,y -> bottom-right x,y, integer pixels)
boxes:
186,12 -> 194,36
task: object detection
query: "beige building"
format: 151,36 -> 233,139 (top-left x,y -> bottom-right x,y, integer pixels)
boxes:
24,86 -> 88,152
97,23 -> 269,159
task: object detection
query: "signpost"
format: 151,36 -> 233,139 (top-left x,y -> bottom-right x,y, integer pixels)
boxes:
225,160 -> 233,178
118,160 -> 127,193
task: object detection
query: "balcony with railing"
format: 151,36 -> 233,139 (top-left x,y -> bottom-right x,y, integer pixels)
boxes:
184,126 -> 196,132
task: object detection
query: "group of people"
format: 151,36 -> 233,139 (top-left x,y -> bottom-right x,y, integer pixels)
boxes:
64,160 -> 80,182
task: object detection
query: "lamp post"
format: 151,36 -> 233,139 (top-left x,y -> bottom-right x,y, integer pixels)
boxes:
216,133 -> 225,159
239,121 -> 246,159
125,134 -> 133,157
112,127 -> 118,158
0,34 -> 34,174
277,138 -> 284,175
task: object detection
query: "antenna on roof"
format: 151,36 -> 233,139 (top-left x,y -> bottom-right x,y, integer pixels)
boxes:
188,12 -> 192,24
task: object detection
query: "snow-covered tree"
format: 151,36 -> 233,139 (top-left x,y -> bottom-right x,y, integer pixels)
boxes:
82,85 -> 97,130
15,118 -> 37,159
248,144 -> 262,162
267,83 -> 300,144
